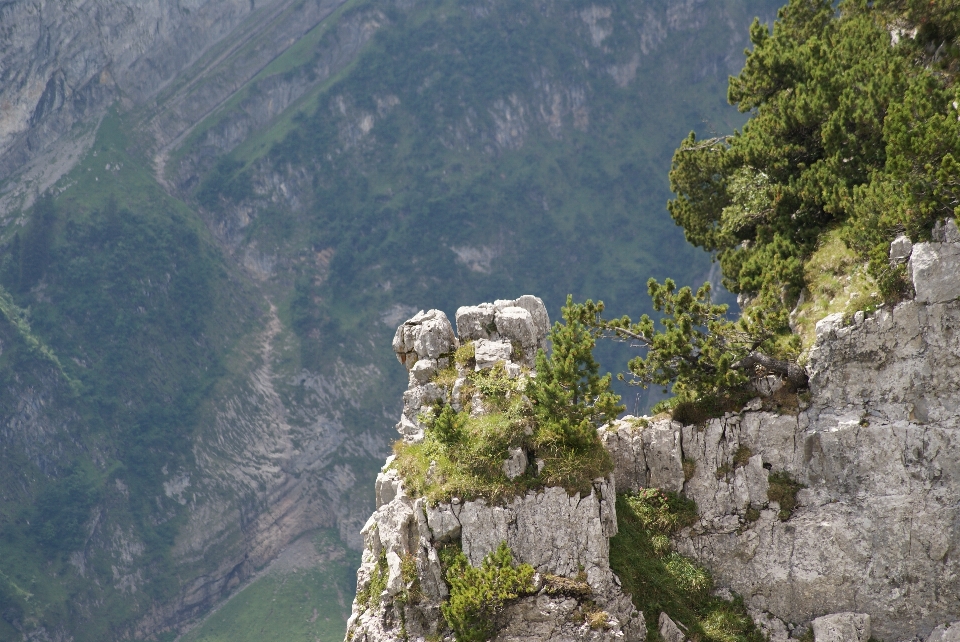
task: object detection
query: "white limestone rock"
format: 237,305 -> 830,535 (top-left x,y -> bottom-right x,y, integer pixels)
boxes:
474,338 -> 513,370
659,612 -> 687,642
409,358 -> 438,385
597,245 -> 960,642
931,218 -> 960,243
392,309 -> 457,368
598,418 -> 685,494
927,622 -> 960,642
909,241 -> 960,304
493,593 -> 643,642
815,312 -> 844,340
890,234 -> 913,263
812,613 -> 871,642
503,447 -> 527,480
425,503 -> 461,543
495,305 -> 539,360
456,303 -> 497,341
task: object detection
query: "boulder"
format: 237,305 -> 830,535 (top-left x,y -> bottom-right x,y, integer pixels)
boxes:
909,241 -> 960,304
889,234 -> 913,263
456,303 -> 497,341
393,309 -> 457,368
927,622 -> 960,642
474,338 -> 513,370
659,612 -> 687,642
811,613 -> 870,642
503,447 -> 527,480
494,306 -> 539,352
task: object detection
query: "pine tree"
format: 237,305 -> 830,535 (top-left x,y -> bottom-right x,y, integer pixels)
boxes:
529,296 -> 623,450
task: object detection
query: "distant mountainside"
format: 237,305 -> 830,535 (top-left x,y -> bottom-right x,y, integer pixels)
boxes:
0,0 -> 778,639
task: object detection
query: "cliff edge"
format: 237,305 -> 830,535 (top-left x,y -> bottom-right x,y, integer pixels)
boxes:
346,225 -> 960,642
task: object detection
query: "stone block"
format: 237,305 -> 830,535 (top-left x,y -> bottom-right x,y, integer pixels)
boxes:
659,612 -> 687,642
909,242 -> 960,304
811,613 -> 871,642
503,447 -> 527,479
889,234 -> 913,263
456,304 -> 496,341
474,338 -> 513,370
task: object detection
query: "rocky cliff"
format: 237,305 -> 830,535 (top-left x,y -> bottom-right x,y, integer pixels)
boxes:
347,229 -> 960,642
347,297 -> 645,642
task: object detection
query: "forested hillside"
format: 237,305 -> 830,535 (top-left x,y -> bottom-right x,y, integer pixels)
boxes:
0,1 -> 780,640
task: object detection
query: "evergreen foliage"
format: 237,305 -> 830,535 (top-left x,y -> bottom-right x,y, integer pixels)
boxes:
564,281 -> 804,415
529,295 -> 624,450
440,543 -> 536,642
668,0 -> 960,338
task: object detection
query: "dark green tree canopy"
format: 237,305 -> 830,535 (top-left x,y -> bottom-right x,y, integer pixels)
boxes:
669,0 -> 960,315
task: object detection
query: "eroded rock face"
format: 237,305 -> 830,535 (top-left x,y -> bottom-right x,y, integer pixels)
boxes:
347,297 -> 644,642
602,235 -> 960,641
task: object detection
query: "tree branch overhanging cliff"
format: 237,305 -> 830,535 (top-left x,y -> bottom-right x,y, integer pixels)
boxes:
568,277 -> 808,417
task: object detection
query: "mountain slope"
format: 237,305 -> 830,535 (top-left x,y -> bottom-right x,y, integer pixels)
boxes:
0,0 -> 778,639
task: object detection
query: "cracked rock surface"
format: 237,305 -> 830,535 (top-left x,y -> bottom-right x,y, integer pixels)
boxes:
602,235 -> 960,641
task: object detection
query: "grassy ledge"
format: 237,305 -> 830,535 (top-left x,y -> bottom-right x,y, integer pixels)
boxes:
610,489 -> 765,642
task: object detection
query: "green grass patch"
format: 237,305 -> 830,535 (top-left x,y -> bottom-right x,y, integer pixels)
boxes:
790,229 -> 882,354
394,343 -> 614,503
610,490 -> 764,642
767,471 -> 805,521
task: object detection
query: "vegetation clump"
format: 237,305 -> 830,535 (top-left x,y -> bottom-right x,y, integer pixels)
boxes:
767,471 -> 805,521
666,0 -> 960,354
356,549 -> 389,611
610,490 -> 764,642
440,543 -> 537,642
393,299 -> 620,503
568,281 -> 801,421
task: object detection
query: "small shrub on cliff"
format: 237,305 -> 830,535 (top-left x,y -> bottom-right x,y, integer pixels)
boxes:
356,549 -> 389,611
767,471 -> 805,521
440,543 -> 536,642
528,295 -> 623,451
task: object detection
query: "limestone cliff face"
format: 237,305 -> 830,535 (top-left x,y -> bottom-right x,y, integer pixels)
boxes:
348,230 -> 960,642
602,227 -> 960,642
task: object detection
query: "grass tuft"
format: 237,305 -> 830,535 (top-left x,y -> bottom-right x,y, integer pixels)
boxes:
767,471 -> 805,521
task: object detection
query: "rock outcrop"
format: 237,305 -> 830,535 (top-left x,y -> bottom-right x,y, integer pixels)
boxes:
347,296 -> 645,642
348,227 -> 960,642
601,226 -> 960,642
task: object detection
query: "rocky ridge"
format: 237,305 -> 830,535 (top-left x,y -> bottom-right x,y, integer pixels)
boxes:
347,228 -> 960,642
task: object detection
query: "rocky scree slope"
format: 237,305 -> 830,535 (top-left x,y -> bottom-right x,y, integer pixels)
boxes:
348,229 -> 960,642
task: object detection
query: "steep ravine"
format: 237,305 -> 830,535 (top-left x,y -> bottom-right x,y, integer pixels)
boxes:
347,231 -> 960,642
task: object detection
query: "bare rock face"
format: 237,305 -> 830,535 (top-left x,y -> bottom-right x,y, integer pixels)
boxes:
602,234 -> 960,641
927,622 -> 960,642
347,298 -> 644,642
811,613 -> 871,642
